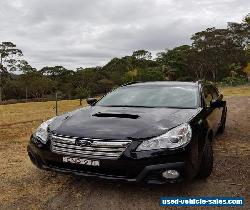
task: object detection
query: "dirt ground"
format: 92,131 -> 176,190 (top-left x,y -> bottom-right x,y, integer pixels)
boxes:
0,90 -> 249,210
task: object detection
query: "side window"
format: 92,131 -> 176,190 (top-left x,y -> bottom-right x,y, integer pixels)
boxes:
203,86 -> 213,107
209,86 -> 219,100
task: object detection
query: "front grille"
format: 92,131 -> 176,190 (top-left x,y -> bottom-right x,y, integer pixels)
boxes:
50,134 -> 131,160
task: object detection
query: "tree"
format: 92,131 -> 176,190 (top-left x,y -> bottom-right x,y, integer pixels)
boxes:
156,45 -> 191,80
73,68 -> 104,95
122,69 -> 138,83
132,50 -> 152,60
102,57 -> 133,85
39,66 -> 75,98
15,70 -> 54,99
227,14 -> 250,50
75,87 -> 90,105
190,24 -> 248,81
0,42 -> 23,101
18,60 -> 36,73
97,79 -> 114,93
137,67 -> 164,81
40,66 -> 71,79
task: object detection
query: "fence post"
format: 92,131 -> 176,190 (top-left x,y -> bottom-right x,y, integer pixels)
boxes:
25,87 -> 28,102
55,92 -> 58,116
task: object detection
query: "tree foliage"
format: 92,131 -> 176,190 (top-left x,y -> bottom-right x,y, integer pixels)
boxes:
1,14 -> 249,102
0,42 -> 23,101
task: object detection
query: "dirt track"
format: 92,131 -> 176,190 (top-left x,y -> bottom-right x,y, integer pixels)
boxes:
0,96 -> 249,210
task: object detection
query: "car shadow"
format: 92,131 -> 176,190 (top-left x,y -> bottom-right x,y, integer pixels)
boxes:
66,174 -> 209,195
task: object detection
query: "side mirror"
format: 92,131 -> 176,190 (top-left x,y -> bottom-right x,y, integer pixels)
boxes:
218,93 -> 223,100
86,98 -> 97,106
210,99 -> 223,108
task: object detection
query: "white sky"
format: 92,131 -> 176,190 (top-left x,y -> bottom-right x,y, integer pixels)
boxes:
0,0 -> 249,69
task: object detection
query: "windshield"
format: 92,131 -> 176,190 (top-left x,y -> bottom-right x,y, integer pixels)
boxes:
96,85 -> 199,108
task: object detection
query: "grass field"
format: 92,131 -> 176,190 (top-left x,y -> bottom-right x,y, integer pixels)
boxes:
0,99 -> 85,127
219,85 -> 250,97
0,85 -> 249,210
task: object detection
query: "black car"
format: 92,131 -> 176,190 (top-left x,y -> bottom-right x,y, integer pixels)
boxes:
27,81 -> 227,184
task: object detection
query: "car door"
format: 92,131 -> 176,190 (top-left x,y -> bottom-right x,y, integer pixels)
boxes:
202,85 -> 218,133
209,85 -> 223,131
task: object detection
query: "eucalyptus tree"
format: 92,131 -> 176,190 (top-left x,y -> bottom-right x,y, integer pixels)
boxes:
0,42 -> 23,101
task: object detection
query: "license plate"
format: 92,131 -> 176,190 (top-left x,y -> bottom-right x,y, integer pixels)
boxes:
62,156 -> 100,166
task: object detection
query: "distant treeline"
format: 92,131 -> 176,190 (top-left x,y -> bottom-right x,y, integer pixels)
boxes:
0,14 -> 249,102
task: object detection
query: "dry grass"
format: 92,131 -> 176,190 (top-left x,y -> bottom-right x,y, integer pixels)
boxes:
220,85 -> 250,97
0,99 -> 86,208
0,99 -> 85,126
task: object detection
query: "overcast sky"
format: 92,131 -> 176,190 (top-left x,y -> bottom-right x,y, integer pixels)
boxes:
0,0 -> 249,69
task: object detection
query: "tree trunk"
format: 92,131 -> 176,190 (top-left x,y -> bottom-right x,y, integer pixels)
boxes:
0,56 -> 2,102
25,87 -> 28,102
0,89 -> 2,102
0,79 -> 2,102
0,66 -> 2,102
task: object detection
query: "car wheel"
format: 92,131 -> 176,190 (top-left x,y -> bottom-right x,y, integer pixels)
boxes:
218,107 -> 227,134
197,140 -> 213,179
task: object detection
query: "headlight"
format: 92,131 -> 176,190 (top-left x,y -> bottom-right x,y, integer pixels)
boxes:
34,117 -> 55,143
136,123 -> 192,151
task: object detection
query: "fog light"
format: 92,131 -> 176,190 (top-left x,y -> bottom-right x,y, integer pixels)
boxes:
162,170 -> 180,179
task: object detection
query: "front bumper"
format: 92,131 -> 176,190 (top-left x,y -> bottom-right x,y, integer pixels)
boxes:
27,138 -> 188,184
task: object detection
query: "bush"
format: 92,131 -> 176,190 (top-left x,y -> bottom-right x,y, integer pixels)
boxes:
221,75 -> 247,86
177,76 -> 194,81
137,67 -> 165,81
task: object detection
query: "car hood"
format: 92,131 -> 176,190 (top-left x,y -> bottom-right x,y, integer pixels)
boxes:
50,106 -> 201,140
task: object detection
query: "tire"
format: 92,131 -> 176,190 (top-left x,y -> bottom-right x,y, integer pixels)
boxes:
218,107 -> 227,134
197,140 -> 213,179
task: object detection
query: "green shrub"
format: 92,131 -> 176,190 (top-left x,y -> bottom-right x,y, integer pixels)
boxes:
137,67 -> 165,81
221,75 -> 247,86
